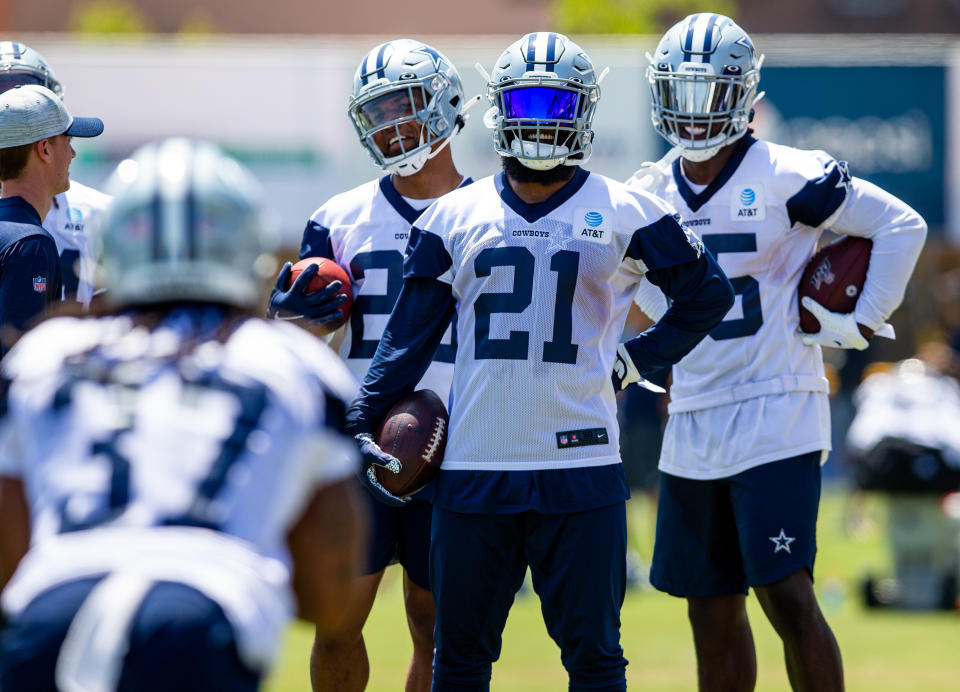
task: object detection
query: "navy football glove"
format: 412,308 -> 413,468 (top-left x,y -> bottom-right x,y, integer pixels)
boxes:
268,261 -> 348,324
355,433 -> 409,507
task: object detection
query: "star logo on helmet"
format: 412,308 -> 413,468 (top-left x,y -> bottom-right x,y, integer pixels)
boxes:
411,46 -> 444,72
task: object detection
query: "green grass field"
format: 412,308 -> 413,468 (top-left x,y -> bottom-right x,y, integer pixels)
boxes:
265,489 -> 960,691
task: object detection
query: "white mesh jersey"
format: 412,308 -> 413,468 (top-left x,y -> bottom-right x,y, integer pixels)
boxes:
0,312 -> 359,670
635,137 -> 926,479
44,180 -> 112,306
406,169 -> 702,471
301,176 -> 457,402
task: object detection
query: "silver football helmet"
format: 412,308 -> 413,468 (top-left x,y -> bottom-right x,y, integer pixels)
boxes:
348,39 -> 465,177
485,32 -> 600,171
98,139 -> 274,309
647,14 -> 763,162
0,41 -> 62,96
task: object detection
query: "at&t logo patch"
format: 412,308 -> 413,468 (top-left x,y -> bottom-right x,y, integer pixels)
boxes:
573,207 -> 612,245
731,184 -> 765,222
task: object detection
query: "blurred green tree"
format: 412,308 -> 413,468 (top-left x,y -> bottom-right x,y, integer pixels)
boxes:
69,1 -> 151,34
554,0 -> 738,34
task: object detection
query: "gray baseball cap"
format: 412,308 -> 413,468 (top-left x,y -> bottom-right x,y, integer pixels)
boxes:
0,84 -> 103,148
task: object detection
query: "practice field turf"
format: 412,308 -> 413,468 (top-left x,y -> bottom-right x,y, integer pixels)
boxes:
265,489 -> 960,691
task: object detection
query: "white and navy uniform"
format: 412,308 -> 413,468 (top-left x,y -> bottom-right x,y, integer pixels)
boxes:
301,175 -> 464,397
44,180 -> 111,306
299,174 -> 468,586
0,308 -> 359,684
347,168 -> 732,689
639,135 -> 927,597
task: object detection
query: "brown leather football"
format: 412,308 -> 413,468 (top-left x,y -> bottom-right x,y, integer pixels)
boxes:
798,236 -> 872,333
375,389 -> 448,497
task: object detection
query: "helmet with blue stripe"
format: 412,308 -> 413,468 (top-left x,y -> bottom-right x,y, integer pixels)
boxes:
348,39 -> 465,177
0,41 -> 62,96
485,32 -> 600,171
98,139 -> 275,309
647,14 -> 763,162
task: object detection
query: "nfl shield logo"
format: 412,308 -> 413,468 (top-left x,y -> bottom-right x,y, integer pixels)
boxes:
33,275 -> 47,292
560,435 -> 568,445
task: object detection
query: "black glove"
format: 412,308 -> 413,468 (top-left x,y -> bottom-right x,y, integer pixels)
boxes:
267,262 -> 348,324
355,433 -> 409,507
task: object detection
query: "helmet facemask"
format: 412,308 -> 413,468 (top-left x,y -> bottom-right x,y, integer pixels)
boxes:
484,33 -> 602,172
648,62 -> 759,161
647,14 -> 764,162
349,76 -> 457,176
488,75 -> 598,171
348,40 -> 466,177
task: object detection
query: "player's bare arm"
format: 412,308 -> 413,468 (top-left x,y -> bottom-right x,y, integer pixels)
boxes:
287,478 -> 368,637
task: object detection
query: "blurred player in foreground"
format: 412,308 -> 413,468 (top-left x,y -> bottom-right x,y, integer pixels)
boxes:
0,83 -> 103,356
630,13 -> 927,691
0,139 -> 367,691
347,32 -> 734,691
269,39 -> 472,692
0,41 -> 112,306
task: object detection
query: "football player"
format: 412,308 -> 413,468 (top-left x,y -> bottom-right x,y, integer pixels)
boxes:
268,39 -> 471,691
0,85 -> 103,357
0,139 -> 367,691
345,32 -> 734,691
630,14 -> 927,691
0,41 -> 112,306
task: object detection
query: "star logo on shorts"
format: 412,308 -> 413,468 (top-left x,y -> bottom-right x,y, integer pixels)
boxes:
769,529 -> 796,554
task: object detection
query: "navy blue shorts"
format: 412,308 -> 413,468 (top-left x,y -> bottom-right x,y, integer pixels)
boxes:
363,485 -> 432,590
650,452 -> 822,598
0,576 -> 260,692
430,503 -> 628,692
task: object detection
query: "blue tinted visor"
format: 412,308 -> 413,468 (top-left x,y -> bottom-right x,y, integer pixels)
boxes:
502,87 -> 578,120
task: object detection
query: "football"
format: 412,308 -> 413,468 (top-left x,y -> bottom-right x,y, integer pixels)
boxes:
375,389 -> 449,498
288,257 -> 353,332
798,236 -> 872,333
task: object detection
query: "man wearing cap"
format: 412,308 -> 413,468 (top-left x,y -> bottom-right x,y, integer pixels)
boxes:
0,84 -> 103,356
0,41 -> 112,306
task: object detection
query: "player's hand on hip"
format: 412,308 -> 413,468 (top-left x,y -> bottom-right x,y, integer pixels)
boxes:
799,296 -> 870,350
267,261 -> 348,324
354,433 -> 409,507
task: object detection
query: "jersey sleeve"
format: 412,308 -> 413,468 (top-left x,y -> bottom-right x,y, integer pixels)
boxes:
403,225 -> 454,283
828,176 -> 927,331
298,218 -> 334,261
624,247 -> 734,383
0,235 -> 62,356
346,278 -> 456,434
623,212 -> 706,272
785,155 -> 851,229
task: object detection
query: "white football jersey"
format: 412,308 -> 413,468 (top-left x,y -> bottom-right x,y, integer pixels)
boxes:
635,136 -> 926,479
302,175 -> 458,402
44,180 -> 112,306
0,311 -> 359,669
406,169 -> 703,471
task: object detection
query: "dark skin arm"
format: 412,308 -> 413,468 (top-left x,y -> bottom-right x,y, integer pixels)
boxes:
0,476 -> 30,589
285,477 -> 369,638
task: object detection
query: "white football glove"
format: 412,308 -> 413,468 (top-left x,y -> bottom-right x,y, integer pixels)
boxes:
800,297 -> 869,351
613,344 -> 667,393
